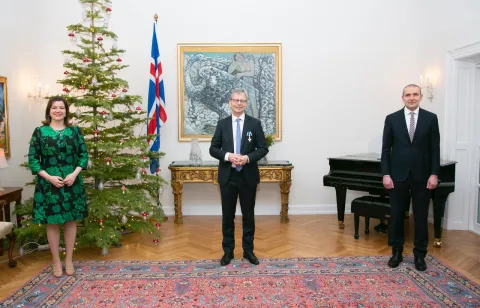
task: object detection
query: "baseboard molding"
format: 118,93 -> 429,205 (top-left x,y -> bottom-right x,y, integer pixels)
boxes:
288,204 -> 352,215
162,204 -> 352,216
470,229 -> 480,236
427,215 -> 469,230
444,219 -> 469,231
162,204 -> 469,231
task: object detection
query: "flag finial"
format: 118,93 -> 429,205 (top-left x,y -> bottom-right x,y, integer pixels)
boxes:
154,13 -> 158,23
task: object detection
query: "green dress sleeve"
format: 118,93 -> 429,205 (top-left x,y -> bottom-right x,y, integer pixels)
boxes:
75,126 -> 89,169
28,127 -> 42,175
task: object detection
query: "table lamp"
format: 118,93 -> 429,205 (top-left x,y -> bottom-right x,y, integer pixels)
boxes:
0,148 -> 9,192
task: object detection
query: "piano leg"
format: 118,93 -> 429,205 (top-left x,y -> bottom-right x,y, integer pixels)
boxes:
374,220 -> 388,234
335,187 -> 347,229
432,192 -> 450,247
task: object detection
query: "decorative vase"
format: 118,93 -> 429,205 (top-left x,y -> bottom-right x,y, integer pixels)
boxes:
189,138 -> 202,164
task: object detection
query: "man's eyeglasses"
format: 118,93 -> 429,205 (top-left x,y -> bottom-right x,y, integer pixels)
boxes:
231,99 -> 247,104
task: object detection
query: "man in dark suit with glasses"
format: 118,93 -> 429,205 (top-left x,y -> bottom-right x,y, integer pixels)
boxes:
209,88 -> 268,266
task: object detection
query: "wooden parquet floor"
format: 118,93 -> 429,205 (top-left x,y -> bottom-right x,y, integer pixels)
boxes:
1,214 -> 479,300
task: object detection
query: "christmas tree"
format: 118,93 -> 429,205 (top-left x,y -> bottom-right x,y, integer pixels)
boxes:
15,0 -> 167,254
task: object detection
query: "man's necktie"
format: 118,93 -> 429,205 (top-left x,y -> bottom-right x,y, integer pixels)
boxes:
409,112 -> 415,142
235,118 -> 242,171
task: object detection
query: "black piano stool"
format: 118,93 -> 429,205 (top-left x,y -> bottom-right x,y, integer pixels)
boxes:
351,196 -> 391,239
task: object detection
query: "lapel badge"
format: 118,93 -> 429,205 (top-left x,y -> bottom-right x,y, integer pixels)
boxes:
246,131 -> 252,142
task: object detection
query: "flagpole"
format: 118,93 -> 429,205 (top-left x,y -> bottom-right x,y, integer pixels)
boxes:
152,12 -> 167,221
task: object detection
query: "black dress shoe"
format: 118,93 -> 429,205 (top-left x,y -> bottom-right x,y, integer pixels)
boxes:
387,251 -> 403,268
243,251 -> 259,265
414,256 -> 427,271
220,253 -> 234,266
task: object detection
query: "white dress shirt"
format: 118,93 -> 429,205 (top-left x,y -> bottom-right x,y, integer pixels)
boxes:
224,113 -> 246,167
404,106 -> 419,134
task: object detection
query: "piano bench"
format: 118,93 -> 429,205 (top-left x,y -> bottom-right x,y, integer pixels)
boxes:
351,196 -> 391,240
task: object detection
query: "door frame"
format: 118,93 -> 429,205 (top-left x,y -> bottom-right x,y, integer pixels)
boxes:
471,65 -> 480,235
444,41 -> 480,234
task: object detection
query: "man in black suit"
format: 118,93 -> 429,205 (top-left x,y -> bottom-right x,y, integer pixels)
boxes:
381,84 -> 440,271
209,88 -> 268,266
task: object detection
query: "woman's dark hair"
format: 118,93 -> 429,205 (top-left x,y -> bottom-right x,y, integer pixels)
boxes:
42,96 -> 71,126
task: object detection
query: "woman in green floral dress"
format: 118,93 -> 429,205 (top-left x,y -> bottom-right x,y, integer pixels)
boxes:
28,96 -> 88,278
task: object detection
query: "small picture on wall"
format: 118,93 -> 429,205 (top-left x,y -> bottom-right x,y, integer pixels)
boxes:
177,43 -> 282,141
0,76 -> 10,158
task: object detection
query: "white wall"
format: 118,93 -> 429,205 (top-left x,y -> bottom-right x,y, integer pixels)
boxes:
2,0 -> 480,222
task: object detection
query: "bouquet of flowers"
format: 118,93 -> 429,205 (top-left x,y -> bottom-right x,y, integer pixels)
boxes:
265,135 -> 276,148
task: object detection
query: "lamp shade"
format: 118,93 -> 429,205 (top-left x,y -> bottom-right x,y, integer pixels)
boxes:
0,148 -> 9,169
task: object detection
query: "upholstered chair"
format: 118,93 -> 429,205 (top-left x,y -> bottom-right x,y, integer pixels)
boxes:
0,200 -> 17,268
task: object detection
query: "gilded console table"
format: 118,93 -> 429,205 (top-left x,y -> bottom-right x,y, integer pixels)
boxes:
168,161 -> 293,224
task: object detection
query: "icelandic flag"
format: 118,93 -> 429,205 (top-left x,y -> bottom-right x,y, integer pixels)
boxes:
147,22 -> 167,174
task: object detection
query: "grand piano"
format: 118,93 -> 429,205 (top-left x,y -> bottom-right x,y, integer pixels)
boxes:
323,153 -> 456,247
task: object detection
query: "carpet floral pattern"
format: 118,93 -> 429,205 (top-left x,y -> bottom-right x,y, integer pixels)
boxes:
1,255 -> 479,307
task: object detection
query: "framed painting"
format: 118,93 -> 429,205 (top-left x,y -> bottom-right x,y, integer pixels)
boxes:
177,43 -> 282,141
0,76 -> 10,158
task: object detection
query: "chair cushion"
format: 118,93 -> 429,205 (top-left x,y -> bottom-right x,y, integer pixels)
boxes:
352,196 -> 390,208
0,221 -> 14,238
351,196 -> 391,219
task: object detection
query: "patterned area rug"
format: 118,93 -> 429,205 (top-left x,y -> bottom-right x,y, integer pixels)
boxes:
1,255 -> 479,307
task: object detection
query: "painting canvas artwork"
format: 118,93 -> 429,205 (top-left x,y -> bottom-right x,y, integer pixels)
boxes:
0,76 -> 10,158
177,43 -> 282,141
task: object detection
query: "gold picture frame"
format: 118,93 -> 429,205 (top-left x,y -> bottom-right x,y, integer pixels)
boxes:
177,43 -> 282,142
0,76 -> 10,158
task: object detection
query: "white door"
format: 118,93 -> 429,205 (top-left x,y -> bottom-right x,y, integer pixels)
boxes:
470,66 -> 480,235
444,43 -> 480,233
